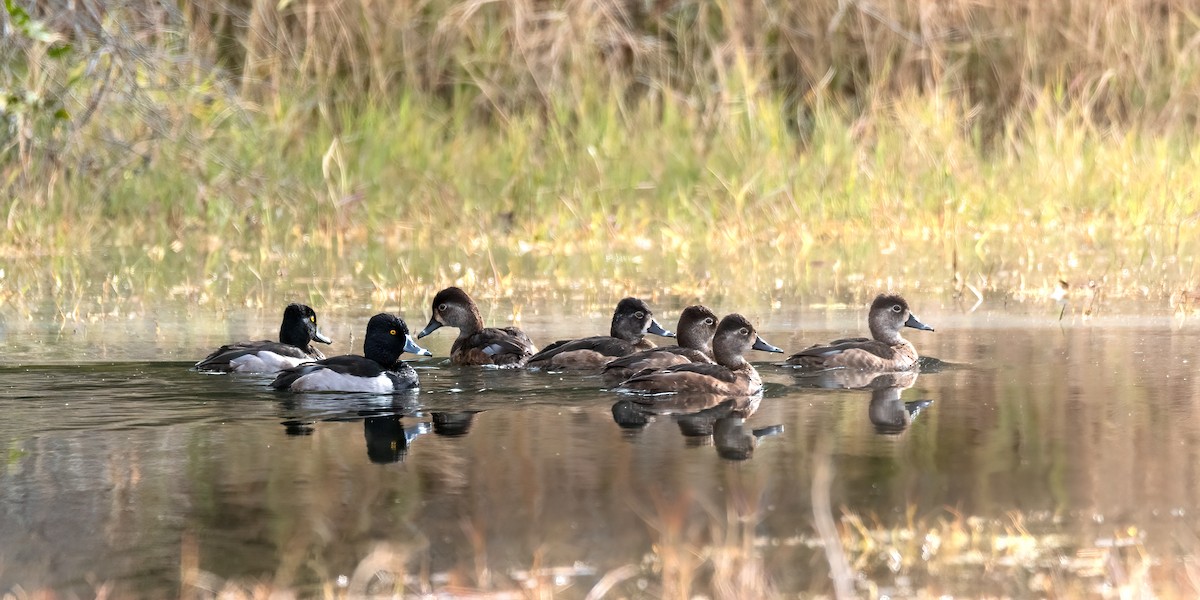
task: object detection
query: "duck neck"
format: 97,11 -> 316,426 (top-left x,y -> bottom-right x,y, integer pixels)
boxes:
677,328 -> 709,354
364,338 -> 402,368
869,321 -> 904,346
458,306 -> 485,337
610,319 -> 642,343
279,322 -> 309,348
714,347 -> 749,370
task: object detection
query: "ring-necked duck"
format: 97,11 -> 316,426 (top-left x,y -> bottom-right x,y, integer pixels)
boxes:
526,297 -> 675,370
195,303 -> 332,373
416,287 -> 537,367
601,304 -> 717,384
271,313 -> 431,393
785,294 -> 934,371
618,313 -> 782,396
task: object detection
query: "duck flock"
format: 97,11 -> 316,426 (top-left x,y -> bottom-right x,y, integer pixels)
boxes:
196,287 -> 934,401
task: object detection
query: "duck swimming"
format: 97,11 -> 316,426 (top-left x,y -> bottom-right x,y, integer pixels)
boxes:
601,304 -> 718,384
271,313 -> 431,393
785,294 -> 934,371
195,303 -> 332,373
416,287 -> 537,367
618,313 -> 782,396
526,297 -> 675,370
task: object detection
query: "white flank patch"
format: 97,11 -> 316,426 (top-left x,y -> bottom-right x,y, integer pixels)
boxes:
231,352 -> 310,373
288,369 -> 394,393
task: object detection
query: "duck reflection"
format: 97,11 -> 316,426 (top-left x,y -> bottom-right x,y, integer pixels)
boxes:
430,411 -> 480,437
792,370 -> 930,435
363,415 -> 431,463
610,393 -> 783,460
276,393 -> 436,462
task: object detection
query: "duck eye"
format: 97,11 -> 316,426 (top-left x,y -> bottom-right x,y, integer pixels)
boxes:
705,318 -> 715,325
389,329 -> 397,335
740,328 -> 749,336
438,303 -> 447,312
310,316 -> 316,322
891,305 -> 903,313
634,311 -> 645,319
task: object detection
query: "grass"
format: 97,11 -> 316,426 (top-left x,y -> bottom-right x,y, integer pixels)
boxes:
2,0 -> 1200,320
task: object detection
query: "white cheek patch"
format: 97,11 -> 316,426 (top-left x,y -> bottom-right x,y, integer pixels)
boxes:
230,352 -> 312,373
288,369 -> 394,393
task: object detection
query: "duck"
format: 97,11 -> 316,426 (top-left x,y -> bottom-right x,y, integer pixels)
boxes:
416,287 -> 537,367
601,304 -> 718,384
785,294 -> 934,371
618,313 -> 782,396
526,297 -> 675,370
271,313 -> 431,392
195,303 -> 332,373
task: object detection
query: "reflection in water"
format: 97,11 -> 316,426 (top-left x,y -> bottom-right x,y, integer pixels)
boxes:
790,369 -> 931,434
363,416 -> 430,463
430,411 -> 479,437
611,394 -> 783,460
5,320 -> 1200,597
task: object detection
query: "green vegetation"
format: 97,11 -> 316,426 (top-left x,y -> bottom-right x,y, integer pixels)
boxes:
2,0 -> 1199,316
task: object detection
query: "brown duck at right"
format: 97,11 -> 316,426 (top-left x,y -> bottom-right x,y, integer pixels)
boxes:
785,294 -> 934,372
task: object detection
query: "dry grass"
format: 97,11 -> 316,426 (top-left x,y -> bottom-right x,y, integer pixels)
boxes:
2,0 -> 1199,317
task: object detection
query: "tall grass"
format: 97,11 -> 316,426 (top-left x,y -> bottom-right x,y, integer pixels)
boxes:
2,0 -> 1200,314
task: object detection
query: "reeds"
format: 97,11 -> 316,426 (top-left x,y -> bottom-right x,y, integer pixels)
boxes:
3,0 -> 1200,315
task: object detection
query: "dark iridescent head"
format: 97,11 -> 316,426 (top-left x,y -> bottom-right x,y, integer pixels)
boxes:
280,303 -> 332,347
364,313 -> 431,366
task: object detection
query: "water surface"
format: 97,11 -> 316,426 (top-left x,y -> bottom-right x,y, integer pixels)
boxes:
2,302 -> 1199,597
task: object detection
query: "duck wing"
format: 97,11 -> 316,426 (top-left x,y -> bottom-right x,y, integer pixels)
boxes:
528,336 -> 635,363
196,340 -> 310,371
626,362 -> 738,385
271,355 -> 385,389
790,339 -> 897,360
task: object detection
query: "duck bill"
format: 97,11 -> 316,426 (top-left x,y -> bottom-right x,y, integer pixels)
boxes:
751,336 -> 784,353
904,314 -> 935,332
312,329 -> 333,345
646,319 -> 675,338
404,335 -> 433,356
416,318 -> 441,339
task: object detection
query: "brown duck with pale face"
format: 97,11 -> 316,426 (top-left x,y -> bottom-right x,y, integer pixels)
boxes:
785,294 -> 934,371
417,287 -> 537,367
601,304 -> 718,384
525,297 -> 675,370
618,313 -> 782,396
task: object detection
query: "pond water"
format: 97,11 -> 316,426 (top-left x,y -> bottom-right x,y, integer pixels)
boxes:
1,299 -> 1199,598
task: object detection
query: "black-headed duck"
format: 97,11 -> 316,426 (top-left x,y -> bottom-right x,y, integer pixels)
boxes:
271,313 -> 431,392
526,297 -> 675,370
601,304 -> 718,384
785,294 -> 933,371
416,287 -> 537,367
619,313 -> 782,396
196,303 -> 332,373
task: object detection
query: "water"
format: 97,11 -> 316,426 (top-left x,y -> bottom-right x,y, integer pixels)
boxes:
2,301 -> 1199,598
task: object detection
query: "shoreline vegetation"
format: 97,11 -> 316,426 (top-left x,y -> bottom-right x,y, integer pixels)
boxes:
4,4 -> 1200,598
2,0 -> 1199,317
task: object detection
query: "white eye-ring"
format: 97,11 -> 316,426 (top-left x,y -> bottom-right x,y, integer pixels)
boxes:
704,318 -> 715,325
438,304 -> 448,312
891,305 -> 903,313
740,328 -> 749,336
634,311 -> 645,319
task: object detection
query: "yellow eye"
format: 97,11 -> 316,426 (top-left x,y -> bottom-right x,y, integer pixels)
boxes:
389,329 -> 397,335
310,316 -> 316,322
